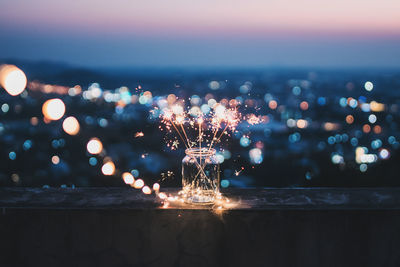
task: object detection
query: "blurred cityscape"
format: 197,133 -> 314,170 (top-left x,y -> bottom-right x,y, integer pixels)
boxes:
1,59 -> 400,188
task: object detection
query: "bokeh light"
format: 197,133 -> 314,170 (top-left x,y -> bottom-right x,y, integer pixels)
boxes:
62,116 -> 80,135
249,148 -> 263,164
9,151 -> 16,160
345,115 -> 354,124
368,114 -> 377,124
0,65 -> 27,96
52,155 -> 60,165
153,183 -> 160,191
134,179 -> 144,189
364,81 -> 374,92
122,172 -> 134,185
296,119 -> 308,129
379,149 -> 390,159
142,186 -> 151,194
42,99 -> 66,121
87,138 -> 103,154
221,179 -> 230,188
300,101 -> 309,111
363,124 -> 371,133
101,161 -> 115,175
268,100 -> 278,110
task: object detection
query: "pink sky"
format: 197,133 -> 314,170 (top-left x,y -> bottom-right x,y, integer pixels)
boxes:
1,0 -> 399,67
1,0 -> 400,37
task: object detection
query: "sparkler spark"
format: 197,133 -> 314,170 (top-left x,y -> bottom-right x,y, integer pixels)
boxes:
158,100 -> 241,152
235,166 -> 245,176
134,132 -> 144,138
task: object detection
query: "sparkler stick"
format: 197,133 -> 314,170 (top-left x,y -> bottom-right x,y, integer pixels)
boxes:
178,120 -> 209,182
170,119 -> 189,149
180,123 -> 192,149
208,125 -> 220,152
198,117 -> 203,165
171,118 -> 209,182
193,121 -> 223,184
214,123 -> 229,146
169,115 -> 209,180
209,123 -> 229,150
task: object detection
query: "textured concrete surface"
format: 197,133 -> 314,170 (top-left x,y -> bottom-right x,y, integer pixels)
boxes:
1,187 -> 400,210
1,188 -> 400,267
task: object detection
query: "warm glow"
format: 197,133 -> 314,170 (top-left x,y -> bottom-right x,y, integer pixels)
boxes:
134,179 -> 144,189
296,119 -> 308,129
62,116 -> 80,135
122,172 -> 134,184
300,101 -> 309,111
268,100 -> 278,110
0,65 -> 27,96
373,125 -> 382,134
370,101 -> 385,112
175,115 -> 184,124
87,138 -> 103,154
153,183 -> 160,191
51,155 -> 60,164
142,186 -> 151,194
158,192 -> 167,199
323,122 -> 340,131
363,124 -> 371,133
42,98 -> 66,120
101,161 -> 115,175
345,115 -> 354,124
30,117 -> 39,126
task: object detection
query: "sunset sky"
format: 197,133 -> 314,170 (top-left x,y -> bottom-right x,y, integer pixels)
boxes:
1,0 -> 400,67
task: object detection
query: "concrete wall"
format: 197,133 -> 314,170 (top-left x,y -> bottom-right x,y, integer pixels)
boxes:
1,188 -> 400,267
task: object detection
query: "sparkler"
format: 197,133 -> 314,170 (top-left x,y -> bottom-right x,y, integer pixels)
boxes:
155,99 -> 242,204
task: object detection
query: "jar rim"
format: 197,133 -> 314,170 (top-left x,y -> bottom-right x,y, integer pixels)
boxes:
185,147 -> 216,157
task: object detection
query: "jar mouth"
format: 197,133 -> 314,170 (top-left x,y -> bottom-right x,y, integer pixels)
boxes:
185,147 -> 216,157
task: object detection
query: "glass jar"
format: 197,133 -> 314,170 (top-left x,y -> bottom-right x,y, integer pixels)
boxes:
182,147 -> 220,204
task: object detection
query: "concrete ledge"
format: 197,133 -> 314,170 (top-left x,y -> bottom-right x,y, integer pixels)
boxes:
1,188 -> 400,267
1,187 -> 400,210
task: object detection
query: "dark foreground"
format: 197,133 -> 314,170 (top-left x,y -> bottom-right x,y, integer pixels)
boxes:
1,187 -> 400,266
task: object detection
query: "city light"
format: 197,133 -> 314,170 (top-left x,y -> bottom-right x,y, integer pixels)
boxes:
268,100 -> 278,110
52,155 -> 60,165
0,65 -> 27,96
42,99 -> 66,121
87,138 -> 103,154
345,115 -> 354,124
296,119 -> 308,129
370,101 -> 385,112
0,62 -> 399,194
300,101 -> 309,111
62,116 -> 80,135
364,81 -> 374,92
